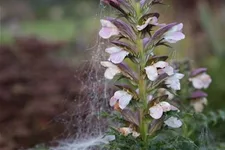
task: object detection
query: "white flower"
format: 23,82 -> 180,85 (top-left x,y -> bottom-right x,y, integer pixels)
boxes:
99,19 -> 119,39
145,61 -> 174,81
159,101 -> 171,112
164,117 -> 182,128
149,101 -> 171,119
105,47 -> 129,64
110,90 -> 132,109
137,17 -> 165,31
149,104 -> 164,119
100,61 -> 121,80
191,98 -> 207,112
164,23 -> 185,43
165,73 -> 184,90
189,73 -> 212,89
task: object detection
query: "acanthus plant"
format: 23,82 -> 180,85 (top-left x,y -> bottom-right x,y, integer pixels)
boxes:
98,0 -> 212,149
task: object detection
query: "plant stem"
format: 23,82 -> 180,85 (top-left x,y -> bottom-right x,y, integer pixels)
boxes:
135,2 -> 148,145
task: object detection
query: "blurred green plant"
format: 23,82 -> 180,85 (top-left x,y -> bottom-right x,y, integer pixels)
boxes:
197,0 -> 225,109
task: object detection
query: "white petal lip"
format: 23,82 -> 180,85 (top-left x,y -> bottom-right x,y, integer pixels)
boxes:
99,19 -> 119,39
110,91 -> 132,110
145,66 -> 158,81
149,104 -> 164,119
164,23 -> 185,43
105,47 -> 129,64
118,92 -> 132,109
105,47 -> 122,54
136,17 -> 153,31
163,66 -> 174,76
145,61 -> 174,81
104,68 -> 119,79
164,117 -> 182,128
166,23 -> 183,33
137,17 -> 160,31
159,101 -> 171,112
154,61 -> 168,68
165,73 -> 184,90
164,32 -> 185,43
170,105 -> 180,112
189,73 -> 212,89
101,61 -> 121,80
109,97 -> 117,107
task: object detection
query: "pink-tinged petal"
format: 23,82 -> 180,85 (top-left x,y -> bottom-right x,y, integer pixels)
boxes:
154,61 -> 168,68
159,101 -> 171,112
166,79 -> 181,90
114,90 -> 126,99
99,28 -> 113,39
149,16 -> 158,25
167,23 -> 183,33
137,17 -> 152,31
104,68 -> 120,79
149,104 -> 163,119
145,66 -> 158,81
190,78 -> 204,89
100,61 -> 116,68
165,73 -> 184,90
189,73 -> 212,89
164,117 -> 182,128
109,50 -> 129,64
118,92 -> 132,109
109,97 -> 117,107
101,61 -> 121,79
105,47 -> 122,54
170,105 -> 180,112
137,17 -> 159,31
99,19 -> 119,39
164,32 -> 185,43
163,66 -> 174,76
174,73 -> 184,79
147,95 -> 153,103
137,22 -> 149,31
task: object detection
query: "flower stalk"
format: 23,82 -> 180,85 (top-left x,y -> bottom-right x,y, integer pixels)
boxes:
98,0 -> 211,149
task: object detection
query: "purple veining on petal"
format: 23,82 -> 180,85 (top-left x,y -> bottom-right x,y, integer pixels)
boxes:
151,55 -> 169,62
140,0 -> 148,7
190,68 -> 207,77
117,0 -> 134,13
107,17 -> 136,41
152,23 -> 177,40
111,40 -> 136,53
121,109 -> 140,126
190,90 -> 208,99
140,13 -> 160,21
117,62 -> 138,81
143,37 -> 150,47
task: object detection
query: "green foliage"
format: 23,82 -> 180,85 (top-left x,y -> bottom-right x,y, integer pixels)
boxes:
105,128 -> 199,150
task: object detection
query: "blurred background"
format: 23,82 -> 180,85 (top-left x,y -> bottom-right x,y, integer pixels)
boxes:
0,0 -> 224,149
